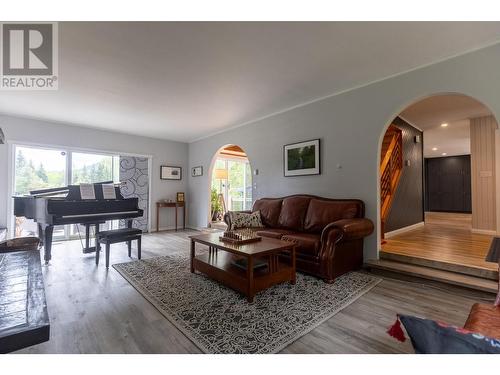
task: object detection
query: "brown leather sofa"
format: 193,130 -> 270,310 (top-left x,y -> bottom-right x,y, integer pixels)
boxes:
224,194 -> 374,283
463,303 -> 500,338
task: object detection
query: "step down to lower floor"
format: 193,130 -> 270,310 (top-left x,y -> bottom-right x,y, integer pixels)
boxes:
365,259 -> 498,294
379,251 -> 498,281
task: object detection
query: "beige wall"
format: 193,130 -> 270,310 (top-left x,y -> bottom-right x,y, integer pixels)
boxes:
470,115 -> 497,233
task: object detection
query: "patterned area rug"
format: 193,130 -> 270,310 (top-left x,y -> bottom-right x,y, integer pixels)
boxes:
113,254 -> 381,354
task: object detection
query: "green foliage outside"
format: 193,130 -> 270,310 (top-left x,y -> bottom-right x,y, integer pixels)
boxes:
72,159 -> 112,184
211,188 -> 222,218
15,150 -> 113,195
287,145 -> 316,170
15,150 -> 65,194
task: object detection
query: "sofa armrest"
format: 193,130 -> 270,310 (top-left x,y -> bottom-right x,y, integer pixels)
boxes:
223,210 -> 252,229
321,218 -> 374,243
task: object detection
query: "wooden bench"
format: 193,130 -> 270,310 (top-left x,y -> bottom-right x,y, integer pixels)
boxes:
96,228 -> 142,268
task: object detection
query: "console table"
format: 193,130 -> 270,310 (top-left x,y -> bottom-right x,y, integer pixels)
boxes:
156,201 -> 186,232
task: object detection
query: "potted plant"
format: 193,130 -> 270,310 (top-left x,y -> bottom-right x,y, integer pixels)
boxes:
211,188 -> 222,221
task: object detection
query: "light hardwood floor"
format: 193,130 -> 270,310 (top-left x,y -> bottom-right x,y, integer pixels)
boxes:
382,212 -> 497,272
16,229 -> 494,354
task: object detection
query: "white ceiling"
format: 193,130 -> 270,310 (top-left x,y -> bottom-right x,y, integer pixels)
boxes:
1,22 -> 500,142
400,94 -> 492,157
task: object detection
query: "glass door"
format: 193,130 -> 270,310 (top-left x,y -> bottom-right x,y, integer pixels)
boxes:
227,159 -> 252,211
70,152 -> 120,237
13,145 -> 67,238
210,157 -> 253,214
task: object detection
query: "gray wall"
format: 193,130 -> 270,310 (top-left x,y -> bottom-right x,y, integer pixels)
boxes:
188,43 -> 500,261
0,115 -> 188,232
385,117 -> 424,232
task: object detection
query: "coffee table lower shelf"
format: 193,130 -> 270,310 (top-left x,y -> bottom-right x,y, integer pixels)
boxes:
192,252 -> 295,302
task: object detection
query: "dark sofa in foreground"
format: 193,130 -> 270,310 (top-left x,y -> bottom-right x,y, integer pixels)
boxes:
225,194 -> 374,283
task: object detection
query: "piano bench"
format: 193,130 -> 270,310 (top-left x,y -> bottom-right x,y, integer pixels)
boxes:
96,228 -> 142,268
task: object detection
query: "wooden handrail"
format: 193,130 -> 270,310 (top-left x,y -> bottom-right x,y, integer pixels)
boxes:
380,125 -> 403,235
380,133 -> 398,173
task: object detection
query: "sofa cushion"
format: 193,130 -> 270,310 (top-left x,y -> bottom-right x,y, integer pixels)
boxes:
282,233 -> 321,256
278,197 -> 311,231
397,314 -> 500,354
464,303 -> 500,339
256,228 -> 295,239
252,199 -> 283,227
227,211 -> 264,230
304,199 -> 360,233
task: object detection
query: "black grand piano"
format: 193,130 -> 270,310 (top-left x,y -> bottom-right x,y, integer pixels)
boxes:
13,182 -> 144,263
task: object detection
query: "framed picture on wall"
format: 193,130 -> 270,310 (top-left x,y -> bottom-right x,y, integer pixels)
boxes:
191,166 -> 203,177
160,165 -> 182,180
284,139 -> 320,177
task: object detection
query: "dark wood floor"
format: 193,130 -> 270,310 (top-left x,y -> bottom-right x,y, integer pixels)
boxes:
15,229 -> 494,354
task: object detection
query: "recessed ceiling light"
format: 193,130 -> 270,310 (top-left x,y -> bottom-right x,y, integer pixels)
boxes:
432,147 -> 438,151
441,123 -> 448,127
442,152 -> 447,156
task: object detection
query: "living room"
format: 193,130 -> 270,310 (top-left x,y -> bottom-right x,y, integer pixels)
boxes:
2,2 -> 500,373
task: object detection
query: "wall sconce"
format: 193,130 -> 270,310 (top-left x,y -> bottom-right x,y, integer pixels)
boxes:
0,127 -> 4,144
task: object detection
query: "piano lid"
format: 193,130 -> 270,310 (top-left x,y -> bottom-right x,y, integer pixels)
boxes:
28,181 -> 126,200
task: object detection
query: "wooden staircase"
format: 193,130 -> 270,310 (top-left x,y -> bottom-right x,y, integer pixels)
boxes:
380,124 -> 403,239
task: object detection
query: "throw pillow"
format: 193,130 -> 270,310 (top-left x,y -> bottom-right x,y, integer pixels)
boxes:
388,314 -> 500,354
228,211 -> 264,230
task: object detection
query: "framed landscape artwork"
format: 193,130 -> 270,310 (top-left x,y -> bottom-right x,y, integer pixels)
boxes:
284,139 -> 320,177
160,165 -> 182,180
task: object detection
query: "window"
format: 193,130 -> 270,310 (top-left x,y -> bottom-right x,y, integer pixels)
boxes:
13,145 -> 121,240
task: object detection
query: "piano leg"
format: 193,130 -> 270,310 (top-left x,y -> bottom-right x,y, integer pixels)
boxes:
42,225 -> 54,264
37,224 -> 44,247
95,223 -> 100,254
85,224 -> 90,250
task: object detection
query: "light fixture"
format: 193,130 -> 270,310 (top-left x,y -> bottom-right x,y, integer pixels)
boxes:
441,123 -> 448,127
432,147 -> 438,151
214,169 -> 228,180
442,152 -> 447,156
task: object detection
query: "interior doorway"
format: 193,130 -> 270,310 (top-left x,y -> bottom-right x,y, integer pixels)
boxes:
378,93 -> 498,277
208,145 -> 252,229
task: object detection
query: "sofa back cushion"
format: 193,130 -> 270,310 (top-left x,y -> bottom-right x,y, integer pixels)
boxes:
304,199 -> 361,233
252,199 -> 283,227
277,196 -> 312,231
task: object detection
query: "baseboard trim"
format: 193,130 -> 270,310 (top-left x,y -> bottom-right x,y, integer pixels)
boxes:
471,228 -> 497,235
385,222 -> 425,239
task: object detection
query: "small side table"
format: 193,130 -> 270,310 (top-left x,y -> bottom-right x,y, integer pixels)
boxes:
156,201 -> 186,232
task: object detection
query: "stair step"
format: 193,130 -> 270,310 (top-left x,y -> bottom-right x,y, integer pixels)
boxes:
380,251 -> 498,280
365,259 -> 498,294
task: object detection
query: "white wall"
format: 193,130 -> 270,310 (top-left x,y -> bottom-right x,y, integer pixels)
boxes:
0,115 -> 188,232
187,43 -> 500,261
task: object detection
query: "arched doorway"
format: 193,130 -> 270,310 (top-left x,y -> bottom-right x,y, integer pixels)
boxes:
208,144 -> 253,229
377,93 -> 499,277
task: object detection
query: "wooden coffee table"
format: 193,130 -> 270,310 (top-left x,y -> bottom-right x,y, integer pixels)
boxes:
189,232 -> 296,302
